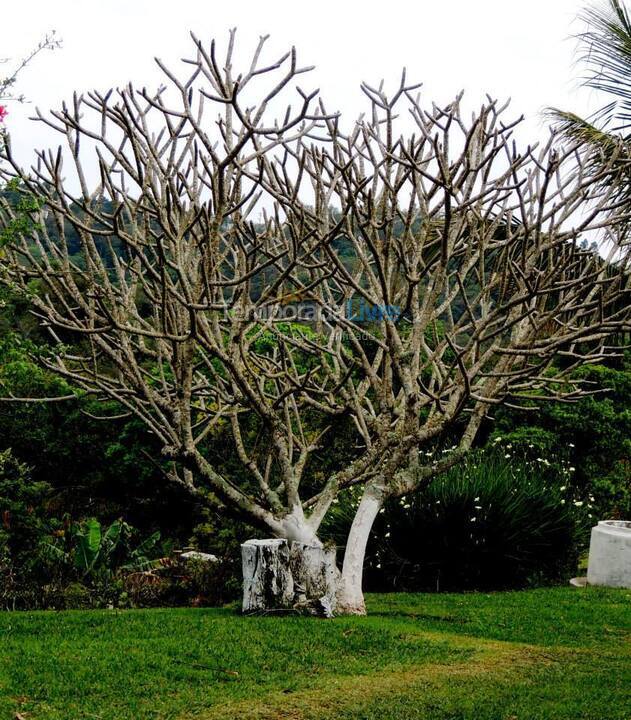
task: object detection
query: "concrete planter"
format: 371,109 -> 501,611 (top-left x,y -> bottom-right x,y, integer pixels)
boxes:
587,520 -> 631,589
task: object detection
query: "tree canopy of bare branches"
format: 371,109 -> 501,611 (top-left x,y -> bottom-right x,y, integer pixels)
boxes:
1,33 -> 629,613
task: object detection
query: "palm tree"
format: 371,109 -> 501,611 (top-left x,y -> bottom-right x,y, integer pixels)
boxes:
549,0 -> 631,215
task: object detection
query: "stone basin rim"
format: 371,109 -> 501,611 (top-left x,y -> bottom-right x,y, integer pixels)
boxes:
598,519 -> 631,532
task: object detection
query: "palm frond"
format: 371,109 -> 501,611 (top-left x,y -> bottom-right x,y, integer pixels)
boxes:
546,110 -> 631,239
579,0 -> 631,131
546,1 -> 631,228
545,109 -> 622,150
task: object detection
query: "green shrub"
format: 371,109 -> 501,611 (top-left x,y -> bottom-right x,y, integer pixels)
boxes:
0,449 -> 58,608
62,582 -> 92,609
187,508 -> 253,603
493,355 -> 631,519
184,557 -> 237,606
324,451 -> 586,592
122,571 -> 172,608
0,450 -> 50,562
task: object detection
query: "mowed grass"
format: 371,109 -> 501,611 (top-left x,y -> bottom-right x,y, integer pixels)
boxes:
0,588 -> 629,719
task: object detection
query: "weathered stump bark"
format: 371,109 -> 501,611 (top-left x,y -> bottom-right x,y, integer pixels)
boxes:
241,539 -> 339,616
290,542 -> 338,616
242,539 -> 294,612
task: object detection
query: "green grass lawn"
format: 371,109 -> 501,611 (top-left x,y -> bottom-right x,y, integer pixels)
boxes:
0,587 -> 629,719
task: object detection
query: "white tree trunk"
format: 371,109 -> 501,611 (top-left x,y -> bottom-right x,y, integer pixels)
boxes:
276,507 -> 322,545
241,538 -> 339,616
337,479 -> 385,615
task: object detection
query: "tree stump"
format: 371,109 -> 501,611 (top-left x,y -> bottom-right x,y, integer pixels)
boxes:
242,539 -> 294,612
241,539 -> 339,616
289,542 -> 338,615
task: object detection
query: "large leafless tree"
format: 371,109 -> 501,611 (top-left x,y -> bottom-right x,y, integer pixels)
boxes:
281,81 -> 631,611
1,34 -> 629,614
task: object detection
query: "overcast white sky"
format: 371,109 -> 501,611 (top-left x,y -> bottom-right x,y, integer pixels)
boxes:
1,0 -> 602,168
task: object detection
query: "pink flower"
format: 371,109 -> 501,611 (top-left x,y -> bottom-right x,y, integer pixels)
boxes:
0,105 -> 8,123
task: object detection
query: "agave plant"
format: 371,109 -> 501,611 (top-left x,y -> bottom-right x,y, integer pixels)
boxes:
323,451 -> 584,592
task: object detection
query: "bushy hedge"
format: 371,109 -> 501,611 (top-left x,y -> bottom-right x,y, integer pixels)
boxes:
0,446 -> 246,609
492,355 -> 631,520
